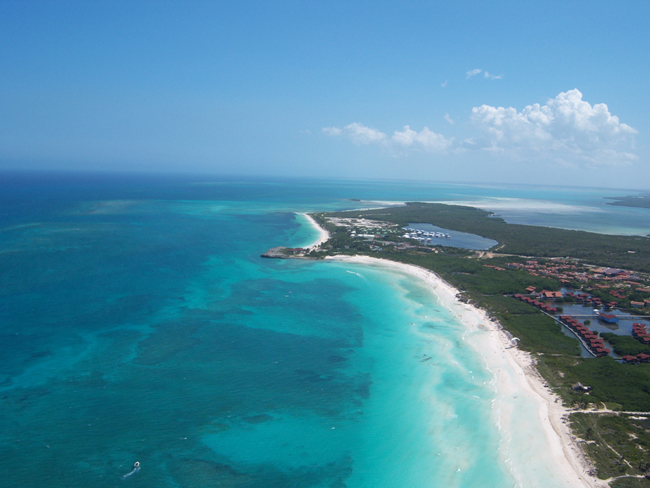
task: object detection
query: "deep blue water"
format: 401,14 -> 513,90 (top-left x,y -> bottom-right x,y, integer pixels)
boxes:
2,171 -> 650,487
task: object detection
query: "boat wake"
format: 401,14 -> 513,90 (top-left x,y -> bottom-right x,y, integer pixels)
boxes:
122,462 -> 140,480
346,270 -> 367,281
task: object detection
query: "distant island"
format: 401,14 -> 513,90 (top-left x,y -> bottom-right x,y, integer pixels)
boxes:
265,202 -> 650,486
606,195 -> 650,209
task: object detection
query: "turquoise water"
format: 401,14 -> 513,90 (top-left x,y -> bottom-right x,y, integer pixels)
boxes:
2,171 -> 649,487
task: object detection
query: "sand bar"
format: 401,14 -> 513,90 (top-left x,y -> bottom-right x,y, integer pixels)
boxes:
326,254 -> 607,488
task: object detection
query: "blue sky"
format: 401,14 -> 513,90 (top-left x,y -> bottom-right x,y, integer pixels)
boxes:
1,1 -> 648,188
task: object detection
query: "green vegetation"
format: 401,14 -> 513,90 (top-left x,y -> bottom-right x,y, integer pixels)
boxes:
327,202 -> 650,272
570,359 -> 650,411
570,413 -> 650,481
601,333 -> 650,357
611,479 -> 650,488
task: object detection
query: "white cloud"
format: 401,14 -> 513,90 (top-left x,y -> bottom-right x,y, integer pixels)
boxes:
323,123 -> 451,153
323,123 -> 387,146
470,89 -> 638,165
343,122 -> 387,145
441,80 -> 448,87
322,89 -> 637,167
322,127 -> 342,136
392,126 -> 452,151
467,68 -> 502,80
483,71 -> 502,80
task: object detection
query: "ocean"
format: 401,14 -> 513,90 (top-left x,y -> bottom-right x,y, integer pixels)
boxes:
1,171 -> 648,487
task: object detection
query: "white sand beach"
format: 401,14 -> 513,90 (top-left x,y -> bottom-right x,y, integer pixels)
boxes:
327,255 -> 608,488
299,213 -> 330,249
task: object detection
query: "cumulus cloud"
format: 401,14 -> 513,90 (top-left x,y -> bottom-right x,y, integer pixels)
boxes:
470,89 -> 638,165
323,123 -> 452,153
392,126 -> 453,151
466,68 -> 482,78
322,89 -> 637,166
342,123 -> 387,144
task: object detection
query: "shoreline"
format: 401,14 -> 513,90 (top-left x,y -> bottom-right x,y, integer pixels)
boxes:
326,254 -> 606,488
298,213 -> 330,250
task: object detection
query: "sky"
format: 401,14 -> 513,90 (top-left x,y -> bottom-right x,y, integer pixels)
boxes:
1,1 -> 649,188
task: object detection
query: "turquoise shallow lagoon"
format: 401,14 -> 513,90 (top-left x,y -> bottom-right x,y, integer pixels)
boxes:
1,172 -> 648,487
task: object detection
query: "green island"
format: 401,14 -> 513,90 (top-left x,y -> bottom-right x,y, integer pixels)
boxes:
265,202 -> 650,486
606,196 -> 650,210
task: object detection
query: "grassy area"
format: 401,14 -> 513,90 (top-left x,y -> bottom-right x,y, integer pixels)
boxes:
570,413 -> 650,481
569,359 -> 650,411
611,478 -> 650,488
601,333 -> 650,357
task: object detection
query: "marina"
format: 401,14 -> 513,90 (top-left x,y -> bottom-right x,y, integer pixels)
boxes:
402,227 -> 451,241
403,223 -> 498,250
